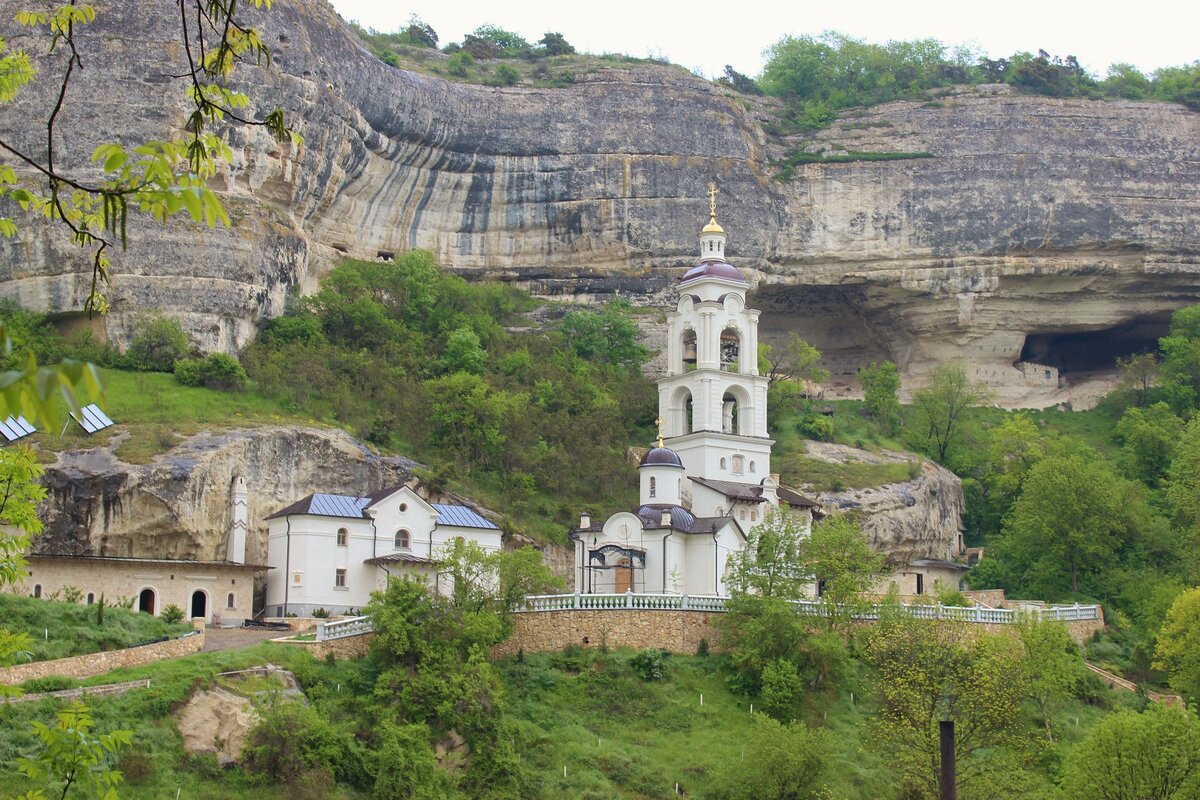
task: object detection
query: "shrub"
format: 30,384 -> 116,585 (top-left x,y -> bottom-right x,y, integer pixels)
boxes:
161,604 -> 185,624
22,675 -> 76,693
245,698 -> 369,789
174,352 -> 249,390
630,648 -> 666,681
117,751 -> 156,785
312,607 -> 330,619
126,313 -> 191,371
696,638 -> 710,657
797,414 -> 835,441
491,64 -> 520,86
446,50 -> 474,77
760,658 -> 804,721
60,585 -> 83,604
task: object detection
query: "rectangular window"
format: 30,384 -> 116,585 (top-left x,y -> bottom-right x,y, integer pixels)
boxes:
335,568 -> 347,589
292,572 -> 302,586
915,573 -> 924,595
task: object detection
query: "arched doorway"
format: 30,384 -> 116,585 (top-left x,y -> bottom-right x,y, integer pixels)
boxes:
614,557 -> 634,594
190,590 -> 208,620
138,588 -> 156,615
720,327 -> 740,371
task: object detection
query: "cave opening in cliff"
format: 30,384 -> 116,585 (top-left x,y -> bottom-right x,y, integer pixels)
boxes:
1018,316 -> 1169,375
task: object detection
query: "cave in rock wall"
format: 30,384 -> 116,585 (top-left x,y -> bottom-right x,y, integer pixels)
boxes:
1018,314 -> 1169,375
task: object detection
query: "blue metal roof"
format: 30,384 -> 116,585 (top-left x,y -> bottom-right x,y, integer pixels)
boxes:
308,493 -> 371,519
433,503 -> 499,530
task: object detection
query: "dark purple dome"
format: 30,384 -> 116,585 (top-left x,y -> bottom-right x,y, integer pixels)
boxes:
679,260 -> 748,285
639,447 -> 684,468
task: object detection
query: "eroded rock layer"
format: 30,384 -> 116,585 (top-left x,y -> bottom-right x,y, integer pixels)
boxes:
37,427 -> 415,566
0,3 -> 1197,404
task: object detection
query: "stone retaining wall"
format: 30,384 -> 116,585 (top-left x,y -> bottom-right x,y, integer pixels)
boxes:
0,631 -> 205,685
492,610 -> 725,658
270,633 -> 373,660
495,607 -> 1105,657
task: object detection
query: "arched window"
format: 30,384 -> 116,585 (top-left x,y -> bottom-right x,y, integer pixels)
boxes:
681,330 -> 697,372
732,454 -> 745,475
751,510 -> 758,522
33,584 -> 41,598
722,392 -> 740,434
720,457 -> 727,470
86,592 -> 94,605
394,529 -> 411,549
226,592 -> 236,609
750,461 -> 756,473
336,527 -> 348,547
649,477 -> 657,498
715,506 -> 725,516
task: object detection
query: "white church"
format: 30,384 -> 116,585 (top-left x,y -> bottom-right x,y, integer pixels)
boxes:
570,195 -> 821,597
264,485 -> 503,616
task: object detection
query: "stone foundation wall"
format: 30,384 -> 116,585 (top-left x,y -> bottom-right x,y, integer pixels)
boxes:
492,610 -> 725,658
0,631 -> 205,685
495,607 -> 1104,657
270,633 -> 374,660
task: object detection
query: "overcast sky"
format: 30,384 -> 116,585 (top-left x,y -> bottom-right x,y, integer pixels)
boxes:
329,0 -> 1198,80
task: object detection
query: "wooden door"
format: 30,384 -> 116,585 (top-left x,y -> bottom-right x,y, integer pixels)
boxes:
614,559 -> 633,593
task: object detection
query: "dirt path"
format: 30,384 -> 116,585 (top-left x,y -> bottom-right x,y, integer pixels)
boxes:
201,627 -> 290,653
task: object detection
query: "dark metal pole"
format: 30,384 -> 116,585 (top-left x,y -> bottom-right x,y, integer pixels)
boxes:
939,720 -> 956,800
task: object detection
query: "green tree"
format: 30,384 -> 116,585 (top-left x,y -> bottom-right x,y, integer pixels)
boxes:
909,362 -> 992,463
441,326 -> 487,374
372,722 -> 455,800
1159,305 -> 1200,410
726,507 -> 812,600
805,515 -> 884,633
999,453 -> 1130,595
125,313 -> 191,372
761,333 -> 829,388
1116,352 -> 1159,406
424,372 -> 517,473
1154,587 -> 1200,705
1101,63 -> 1153,99
0,444 -> 48,693
1115,402 -> 1184,485
1016,615 -> 1085,740
16,700 -> 132,800
1059,704 -> 1200,800
402,16 -> 439,48
538,32 -> 574,56
866,616 -> 1038,798
709,716 -> 830,800
859,360 -> 901,434
559,299 -> 648,371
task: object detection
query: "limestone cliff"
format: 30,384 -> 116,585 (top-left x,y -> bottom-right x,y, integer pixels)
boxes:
36,426 -> 416,566
1,2 -> 1196,406
803,441 -> 964,564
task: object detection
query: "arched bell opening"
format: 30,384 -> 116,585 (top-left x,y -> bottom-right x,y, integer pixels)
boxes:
681,329 -> 698,372
720,327 -> 740,372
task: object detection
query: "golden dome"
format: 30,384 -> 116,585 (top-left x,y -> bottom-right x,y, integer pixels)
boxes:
702,215 -> 725,234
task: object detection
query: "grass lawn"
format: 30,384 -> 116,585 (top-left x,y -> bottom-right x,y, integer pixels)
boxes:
0,593 -> 193,663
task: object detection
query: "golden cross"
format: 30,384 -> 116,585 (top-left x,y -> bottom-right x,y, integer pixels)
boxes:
655,417 -> 664,448
707,183 -> 719,218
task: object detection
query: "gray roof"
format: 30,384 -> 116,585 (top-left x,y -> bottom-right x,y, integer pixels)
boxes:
433,503 -> 499,530
909,558 -> 970,572
364,552 -> 432,566
268,490 -> 498,531
688,477 -> 767,503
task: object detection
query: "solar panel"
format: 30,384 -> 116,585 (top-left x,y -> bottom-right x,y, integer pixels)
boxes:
0,415 -> 36,443
308,493 -> 369,518
71,403 -> 115,434
433,503 -> 499,530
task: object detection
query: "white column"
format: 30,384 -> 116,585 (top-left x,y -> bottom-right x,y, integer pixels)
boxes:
747,311 -> 760,376
228,476 -> 248,564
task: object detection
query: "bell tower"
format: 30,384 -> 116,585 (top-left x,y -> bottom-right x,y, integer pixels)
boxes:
658,187 -> 772,493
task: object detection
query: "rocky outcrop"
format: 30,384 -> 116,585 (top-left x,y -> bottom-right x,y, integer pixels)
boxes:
1,2 -> 1197,405
803,442 -> 963,564
36,427 -> 416,565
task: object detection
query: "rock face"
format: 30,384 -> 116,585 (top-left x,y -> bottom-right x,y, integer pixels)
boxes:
804,442 -> 964,564
37,427 -> 416,566
1,3 -> 1197,405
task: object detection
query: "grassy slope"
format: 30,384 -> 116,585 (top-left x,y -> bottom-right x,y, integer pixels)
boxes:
0,593 -> 193,662
33,369 -> 313,465
0,642 -> 1138,800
